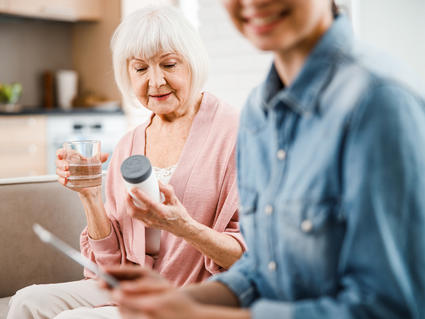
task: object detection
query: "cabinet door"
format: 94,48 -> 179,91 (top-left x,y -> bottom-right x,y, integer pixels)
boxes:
39,0 -> 102,21
0,116 -> 47,178
4,0 -> 101,21
5,0 -> 46,18
73,0 -> 101,21
0,0 -> 8,10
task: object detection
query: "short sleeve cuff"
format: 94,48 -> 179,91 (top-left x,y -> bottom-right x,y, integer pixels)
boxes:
209,269 -> 257,308
88,222 -> 119,253
225,232 -> 247,252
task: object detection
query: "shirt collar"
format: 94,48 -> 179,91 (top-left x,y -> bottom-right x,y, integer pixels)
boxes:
260,15 -> 355,115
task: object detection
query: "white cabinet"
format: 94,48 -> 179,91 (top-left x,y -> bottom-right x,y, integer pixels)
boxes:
45,113 -> 127,174
0,0 -> 101,22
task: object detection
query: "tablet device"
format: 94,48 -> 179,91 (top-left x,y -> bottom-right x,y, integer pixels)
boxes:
33,223 -> 119,288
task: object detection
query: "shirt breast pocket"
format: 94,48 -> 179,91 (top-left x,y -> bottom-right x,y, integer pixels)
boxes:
282,200 -> 339,234
278,199 -> 345,295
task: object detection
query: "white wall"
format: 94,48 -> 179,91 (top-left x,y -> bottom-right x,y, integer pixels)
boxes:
352,0 -> 425,82
198,0 -> 272,109
121,0 -> 174,18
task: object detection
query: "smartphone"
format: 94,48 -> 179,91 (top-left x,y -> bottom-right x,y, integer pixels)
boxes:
33,223 -> 119,288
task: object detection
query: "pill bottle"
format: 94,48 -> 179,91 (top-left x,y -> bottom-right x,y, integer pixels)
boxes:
121,155 -> 161,255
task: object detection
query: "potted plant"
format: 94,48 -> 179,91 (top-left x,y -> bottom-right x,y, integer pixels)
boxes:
0,82 -> 23,112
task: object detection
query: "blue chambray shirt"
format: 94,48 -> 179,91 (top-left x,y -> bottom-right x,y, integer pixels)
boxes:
212,15 -> 425,319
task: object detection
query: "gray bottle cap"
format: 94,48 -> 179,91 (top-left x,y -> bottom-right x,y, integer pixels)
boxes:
121,155 -> 152,184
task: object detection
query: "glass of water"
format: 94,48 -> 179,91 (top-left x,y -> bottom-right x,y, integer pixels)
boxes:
63,140 -> 102,188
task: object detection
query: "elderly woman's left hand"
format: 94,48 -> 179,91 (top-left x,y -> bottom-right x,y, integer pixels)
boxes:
126,182 -> 194,236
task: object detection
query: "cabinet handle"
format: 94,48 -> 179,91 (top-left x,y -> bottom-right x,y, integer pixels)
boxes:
91,123 -> 102,130
73,123 -> 84,130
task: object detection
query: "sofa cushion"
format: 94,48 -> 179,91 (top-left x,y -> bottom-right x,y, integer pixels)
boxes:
0,177 -> 87,298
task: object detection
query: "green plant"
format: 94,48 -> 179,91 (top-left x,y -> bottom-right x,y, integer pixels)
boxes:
0,82 -> 23,104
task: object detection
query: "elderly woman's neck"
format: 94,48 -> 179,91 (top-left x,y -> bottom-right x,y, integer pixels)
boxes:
153,94 -> 202,127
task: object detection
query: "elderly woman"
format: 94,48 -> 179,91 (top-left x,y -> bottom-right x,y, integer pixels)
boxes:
7,5 -> 244,319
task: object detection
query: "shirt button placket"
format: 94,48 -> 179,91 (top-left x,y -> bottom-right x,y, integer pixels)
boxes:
264,205 -> 276,275
268,261 -> 277,272
277,149 -> 286,160
267,149 -> 284,278
301,219 -> 313,233
264,204 -> 273,216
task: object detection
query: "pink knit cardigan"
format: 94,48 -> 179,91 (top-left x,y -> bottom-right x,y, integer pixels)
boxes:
80,92 -> 245,286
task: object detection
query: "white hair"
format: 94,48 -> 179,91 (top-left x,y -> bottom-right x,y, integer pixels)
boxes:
111,5 -> 209,107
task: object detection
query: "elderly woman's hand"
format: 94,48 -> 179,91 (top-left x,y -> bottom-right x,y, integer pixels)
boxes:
55,148 -> 109,194
126,182 -> 194,236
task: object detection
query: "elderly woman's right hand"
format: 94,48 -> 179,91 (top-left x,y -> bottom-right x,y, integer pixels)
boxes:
55,148 -> 109,194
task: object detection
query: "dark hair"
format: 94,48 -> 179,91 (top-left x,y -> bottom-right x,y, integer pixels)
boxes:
332,0 -> 339,16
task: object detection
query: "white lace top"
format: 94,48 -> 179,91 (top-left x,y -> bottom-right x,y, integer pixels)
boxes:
152,164 -> 177,185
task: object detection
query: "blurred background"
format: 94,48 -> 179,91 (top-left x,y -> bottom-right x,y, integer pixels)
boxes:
0,0 -> 424,178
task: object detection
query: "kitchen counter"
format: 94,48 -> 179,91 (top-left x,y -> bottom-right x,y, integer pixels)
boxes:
0,107 -> 124,116
0,108 -> 127,178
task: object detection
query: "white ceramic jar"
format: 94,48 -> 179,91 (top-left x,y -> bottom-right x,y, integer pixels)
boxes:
121,155 -> 161,255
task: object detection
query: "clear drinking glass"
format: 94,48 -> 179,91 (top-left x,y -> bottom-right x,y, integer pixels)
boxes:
63,140 -> 102,188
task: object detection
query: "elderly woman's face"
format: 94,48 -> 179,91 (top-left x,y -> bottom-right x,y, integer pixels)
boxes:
221,0 -> 332,53
128,52 -> 191,115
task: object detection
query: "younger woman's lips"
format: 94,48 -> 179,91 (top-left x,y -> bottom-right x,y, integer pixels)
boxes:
247,19 -> 281,34
245,10 -> 289,35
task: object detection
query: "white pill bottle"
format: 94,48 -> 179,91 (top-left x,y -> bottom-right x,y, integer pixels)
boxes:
120,155 -> 161,256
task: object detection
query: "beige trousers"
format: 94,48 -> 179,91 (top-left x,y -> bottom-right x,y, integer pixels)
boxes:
7,279 -> 120,319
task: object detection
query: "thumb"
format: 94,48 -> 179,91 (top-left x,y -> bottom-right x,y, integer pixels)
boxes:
158,182 -> 175,203
100,152 -> 109,163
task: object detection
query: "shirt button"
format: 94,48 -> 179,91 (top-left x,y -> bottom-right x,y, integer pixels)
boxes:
268,261 -> 277,271
301,219 -> 313,233
277,149 -> 286,160
264,204 -> 273,215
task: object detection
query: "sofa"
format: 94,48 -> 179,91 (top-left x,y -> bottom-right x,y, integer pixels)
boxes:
0,176 -> 88,318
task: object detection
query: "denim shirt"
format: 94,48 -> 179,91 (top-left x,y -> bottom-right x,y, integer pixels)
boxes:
212,16 -> 425,319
